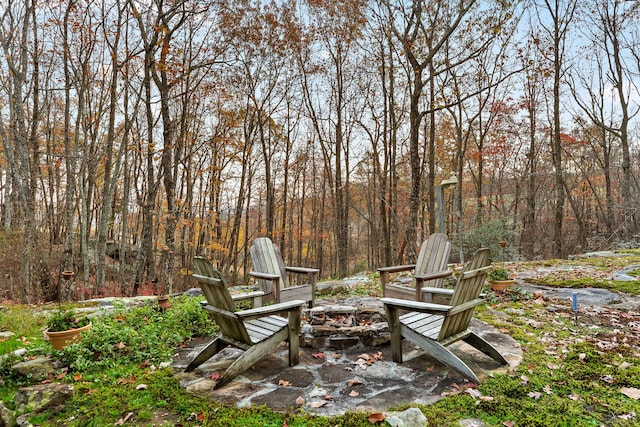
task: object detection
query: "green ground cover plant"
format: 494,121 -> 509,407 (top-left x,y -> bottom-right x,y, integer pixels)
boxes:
1,253 -> 640,426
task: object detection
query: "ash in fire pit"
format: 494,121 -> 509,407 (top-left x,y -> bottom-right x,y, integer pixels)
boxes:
300,297 -> 389,350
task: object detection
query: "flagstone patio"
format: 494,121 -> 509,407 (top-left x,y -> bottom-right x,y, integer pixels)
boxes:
172,297 -> 522,416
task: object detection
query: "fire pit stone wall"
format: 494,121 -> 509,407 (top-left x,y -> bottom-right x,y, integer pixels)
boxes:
300,297 -> 390,350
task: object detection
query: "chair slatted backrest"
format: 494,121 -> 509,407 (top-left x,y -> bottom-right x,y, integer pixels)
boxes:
250,237 -> 288,292
414,233 -> 451,288
438,248 -> 491,341
193,272 -> 252,344
193,256 -> 216,277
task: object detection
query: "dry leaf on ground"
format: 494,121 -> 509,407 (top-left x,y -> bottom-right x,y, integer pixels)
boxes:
367,413 -> 386,424
621,387 -> 640,400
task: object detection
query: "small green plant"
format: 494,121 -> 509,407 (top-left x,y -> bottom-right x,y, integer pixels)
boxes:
47,309 -> 90,332
487,267 -> 511,282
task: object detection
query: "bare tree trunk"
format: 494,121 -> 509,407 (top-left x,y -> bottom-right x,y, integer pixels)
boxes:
0,0 -> 43,302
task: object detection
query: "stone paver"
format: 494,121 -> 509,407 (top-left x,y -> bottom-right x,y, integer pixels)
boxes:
172,312 -> 522,416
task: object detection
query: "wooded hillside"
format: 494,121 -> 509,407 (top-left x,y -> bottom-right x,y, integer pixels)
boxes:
1,0 -> 638,303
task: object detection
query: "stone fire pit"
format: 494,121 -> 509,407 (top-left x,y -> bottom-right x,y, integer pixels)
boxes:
300,297 -> 389,350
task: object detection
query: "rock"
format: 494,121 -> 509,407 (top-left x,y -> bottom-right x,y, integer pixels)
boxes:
315,281 -> 350,296
570,251 -> 622,259
11,357 -> 55,380
384,407 -> 428,427
13,383 -> 74,415
185,288 -> 203,297
459,419 -> 489,427
0,401 -> 17,427
611,265 -> 640,282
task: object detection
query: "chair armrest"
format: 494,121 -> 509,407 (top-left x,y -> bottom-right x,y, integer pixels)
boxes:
231,291 -> 264,301
415,269 -> 453,282
381,297 -> 451,313
419,287 -> 455,297
378,265 -> 416,292
285,266 -> 319,274
235,299 -> 305,320
248,271 -> 280,280
231,291 -> 264,307
377,264 -> 416,274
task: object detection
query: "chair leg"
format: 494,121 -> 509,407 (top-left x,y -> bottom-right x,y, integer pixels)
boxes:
214,330 -> 287,390
403,327 -> 480,383
463,332 -> 508,365
384,304 -> 403,363
287,310 -> 301,366
185,337 -> 225,372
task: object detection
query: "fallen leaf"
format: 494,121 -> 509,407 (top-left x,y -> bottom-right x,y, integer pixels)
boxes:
209,372 -> 222,381
479,396 -> 494,402
528,391 -> 541,399
309,401 -> 327,408
295,396 -> 305,407
621,387 -> 640,400
349,390 -> 360,397
367,413 -> 386,423
312,352 -> 325,359
568,393 -> 581,401
347,379 -> 362,386
466,388 -> 482,398
279,379 -> 292,387
520,375 -> 530,385
547,362 -> 559,370
115,412 -> 134,425
578,353 -> 587,363
117,375 -> 136,385
618,412 -> 637,420
323,394 -> 334,400
601,375 -> 617,384
503,421 -> 515,427
116,341 -> 127,350
136,384 -> 148,390
543,384 -> 554,395
73,373 -> 83,382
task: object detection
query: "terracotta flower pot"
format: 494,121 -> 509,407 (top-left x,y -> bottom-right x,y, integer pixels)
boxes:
157,295 -> 171,310
489,279 -> 515,292
46,323 -> 92,350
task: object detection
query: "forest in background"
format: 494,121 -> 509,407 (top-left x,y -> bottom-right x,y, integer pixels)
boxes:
1,0 -> 639,303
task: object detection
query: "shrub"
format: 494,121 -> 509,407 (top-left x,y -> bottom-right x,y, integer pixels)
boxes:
487,268 -> 510,282
47,309 -> 90,332
57,295 -> 215,372
453,219 -> 519,262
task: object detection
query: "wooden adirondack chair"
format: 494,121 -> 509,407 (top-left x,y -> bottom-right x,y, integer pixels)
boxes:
193,256 -> 263,307
185,271 -> 304,389
378,233 -> 452,301
249,237 -> 319,307
381,248 -> 508,383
